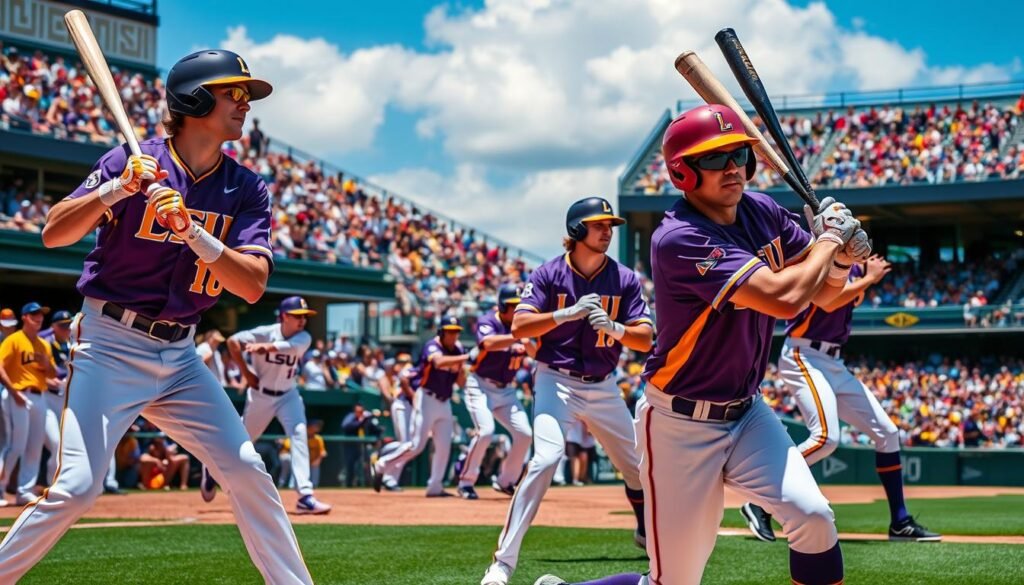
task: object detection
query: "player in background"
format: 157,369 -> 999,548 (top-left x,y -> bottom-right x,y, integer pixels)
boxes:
0,50 -> 313,583
200,296 -> 331,515
457,284 -> 535,499
533,104 -> 866,585
0,303 -> 57,506
372,317 -> 469,496
481,197 -> 653,585
740,255 -> 941,543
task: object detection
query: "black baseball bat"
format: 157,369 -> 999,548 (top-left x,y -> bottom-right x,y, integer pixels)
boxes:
715,28 -> 820,209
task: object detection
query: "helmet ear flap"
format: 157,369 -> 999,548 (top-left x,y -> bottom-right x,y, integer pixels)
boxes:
669,159 -> 700,192
569,222 -> 588,241
189,85 -> 216,117
745,148 -> 757,181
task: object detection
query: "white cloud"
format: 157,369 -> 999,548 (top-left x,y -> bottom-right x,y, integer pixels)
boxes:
219,1 -> 1019,256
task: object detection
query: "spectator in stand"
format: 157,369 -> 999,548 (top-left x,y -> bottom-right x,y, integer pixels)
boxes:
248,118 -> 267,158
300,349 -> 328,390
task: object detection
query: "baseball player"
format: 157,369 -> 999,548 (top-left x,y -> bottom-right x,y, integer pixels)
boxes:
741,255 -> 941,543
387,352 -> 415,444
481,197 -> 653,585
0,50 -> 313,584
371,316 -> 469,496
0,302 -> 57,506
457,284 -> 535,499
543,105 -> 866,585
199,296 -> 332,515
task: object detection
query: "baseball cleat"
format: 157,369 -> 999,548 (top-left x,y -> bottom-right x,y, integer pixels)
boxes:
634,528 -> 647,550
889,515 -> 942,542
740,502 -> 776,542
370,462 -> 383,493
533,576 -> 569,585
492,479 -> 515,496
481,560 -> 513,585
425,490 -> 455,498
295,494 -> 332,515
383,480 -> 403,492
200,466 -> 218,503
458,485 -> 480,500
0,499 -> 8,508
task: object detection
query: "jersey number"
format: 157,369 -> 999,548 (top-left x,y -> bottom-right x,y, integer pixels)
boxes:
594,296 -> 622,348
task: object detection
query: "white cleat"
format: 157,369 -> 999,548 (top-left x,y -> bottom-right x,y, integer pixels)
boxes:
295,494 -> 332,515
534,576 -> 569,585
481,560 -> 513,585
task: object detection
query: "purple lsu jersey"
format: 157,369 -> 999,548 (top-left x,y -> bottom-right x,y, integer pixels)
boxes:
67,138 -> 274,325
471,310 -> 522,386
642,192 -> 814,401
409,337 -> 466,400
516,254 -> 653,378
784,263 -> 865,345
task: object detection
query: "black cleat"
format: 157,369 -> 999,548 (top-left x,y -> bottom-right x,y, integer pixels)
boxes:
458,485 -> 480,500
370,463 -> 383,493
740,502 -> 777,542
889,515 -> 942,542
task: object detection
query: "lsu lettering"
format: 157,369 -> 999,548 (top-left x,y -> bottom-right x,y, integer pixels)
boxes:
134,208 -> 236,297
756,236 -> 785,272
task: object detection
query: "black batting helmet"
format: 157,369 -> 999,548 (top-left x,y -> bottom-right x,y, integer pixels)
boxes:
437,316 -> 463,337
497,284 -> 522,311
166,49 -> 273,117
566,197 -> 625,241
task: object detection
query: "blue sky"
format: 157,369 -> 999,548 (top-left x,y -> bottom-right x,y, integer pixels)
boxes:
154,1 -> 1023,256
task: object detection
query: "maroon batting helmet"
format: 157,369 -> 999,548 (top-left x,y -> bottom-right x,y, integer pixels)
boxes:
662,104 -> 758,192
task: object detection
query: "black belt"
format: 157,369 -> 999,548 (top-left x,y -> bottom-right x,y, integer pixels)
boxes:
481,377 -> 508,389
809,340 -> 842,359
101,302 -> 191,343
554,367 -> 611,384
259,387 -> 288,397
422,389 -> 450,402
671,395 -> 754,422
48,388 -> 61,395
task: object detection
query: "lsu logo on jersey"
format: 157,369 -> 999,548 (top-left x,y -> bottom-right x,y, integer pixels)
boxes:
696,247 -> 726,276
756,237 -> 786,272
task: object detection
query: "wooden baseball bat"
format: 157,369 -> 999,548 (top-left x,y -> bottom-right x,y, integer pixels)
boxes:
64,10 -> 141,157
674,51 -> 808,198
714,28 -> 820,209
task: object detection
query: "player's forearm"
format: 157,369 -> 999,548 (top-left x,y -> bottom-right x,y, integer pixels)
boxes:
619,324 -> 654,352
814,274 -> 873,312
480,334 -> 517,351
206,252 -> 270,304
432,354 -> 469,368
41,195 -> 108,248
226,339 -> 249,371
511,312 -> 558,339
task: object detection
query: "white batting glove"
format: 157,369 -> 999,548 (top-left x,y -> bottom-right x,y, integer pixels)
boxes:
837,229 -> 872,265
588,308 -> 625,340
804,196 -> 860,246
553,293 -> 601,325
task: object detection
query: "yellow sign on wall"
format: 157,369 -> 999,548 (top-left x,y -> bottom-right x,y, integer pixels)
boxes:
884,312 -> 920,328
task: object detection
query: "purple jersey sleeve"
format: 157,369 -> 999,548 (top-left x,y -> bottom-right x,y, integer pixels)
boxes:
777,205 -> 814,265
224,178 -> 274,264
67,144 -> 131,224
658,226 -> 765,312
516,266 -> 549,313
621,271 -> 653,326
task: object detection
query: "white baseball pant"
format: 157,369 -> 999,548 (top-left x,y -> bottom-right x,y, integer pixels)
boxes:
0,388 -> 46,503
458,373 -> 531,489
376,388 -> 453,495
493,365 -> 642,570
779,338 -> 900,464
241,389 -> 314,497
637,387 -> 838,585
0,298 -> 312,584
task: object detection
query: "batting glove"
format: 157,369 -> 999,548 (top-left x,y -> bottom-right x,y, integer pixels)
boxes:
553,293 -> 601,325
804,196 -> 860,247
147,184 -> 192,234
588,308 -> 625,340
98,154 -> 165,206
837,229 -> 872,265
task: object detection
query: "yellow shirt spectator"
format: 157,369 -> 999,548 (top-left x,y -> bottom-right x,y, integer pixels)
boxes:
308,434 -> 326,464
0,330 -> 56,391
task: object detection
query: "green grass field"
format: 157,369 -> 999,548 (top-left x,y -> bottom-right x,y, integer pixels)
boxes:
12,496 -> 1024,584
719,495 -> 1024,536
18,525 -> 1023,585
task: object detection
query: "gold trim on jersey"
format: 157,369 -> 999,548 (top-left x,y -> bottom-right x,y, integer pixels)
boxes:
711,257 -> 762,310
564,253 -> 609,282
167,138 -> 224,184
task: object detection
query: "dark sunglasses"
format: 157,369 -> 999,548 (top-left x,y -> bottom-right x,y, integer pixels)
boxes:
689,146 -> 751,171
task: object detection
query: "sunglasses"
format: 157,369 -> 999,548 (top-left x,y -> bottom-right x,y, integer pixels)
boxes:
688,146 -> 751,171
223,86 -> 251,103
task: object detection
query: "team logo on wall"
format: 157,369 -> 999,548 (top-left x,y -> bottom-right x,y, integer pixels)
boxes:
84,170 -> 102,189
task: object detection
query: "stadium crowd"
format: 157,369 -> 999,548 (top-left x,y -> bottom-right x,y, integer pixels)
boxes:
630,97 -> 1024,194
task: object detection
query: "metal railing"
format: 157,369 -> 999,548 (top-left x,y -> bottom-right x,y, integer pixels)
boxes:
674,79 -> 1024,114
